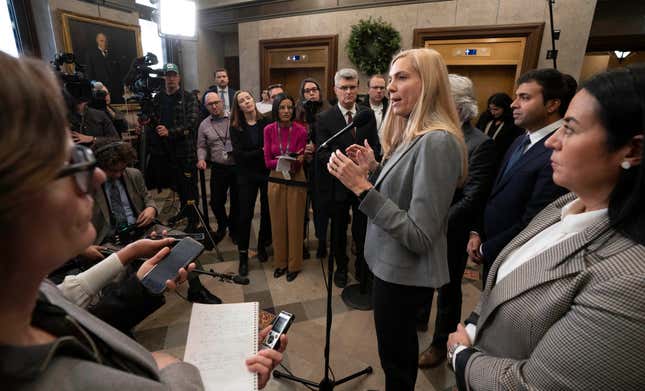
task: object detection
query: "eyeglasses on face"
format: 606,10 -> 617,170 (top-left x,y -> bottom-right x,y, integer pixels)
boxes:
303,87 -> 319,94
56,144 -> 98,194
370,86 -> 386,90
336,85 -> 357,91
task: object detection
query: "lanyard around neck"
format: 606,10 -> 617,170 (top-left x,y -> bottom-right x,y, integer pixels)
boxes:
210,117 -> 230,145
277,123 -> 292,155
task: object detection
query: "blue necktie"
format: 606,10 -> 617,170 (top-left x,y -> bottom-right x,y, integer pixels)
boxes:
500,135 -> 530,179
108,180 -> 127,228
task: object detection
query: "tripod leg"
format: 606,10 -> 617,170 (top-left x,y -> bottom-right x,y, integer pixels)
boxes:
192,203 -> 224,262
333,366 -> 373,386
272,370 -> 320,388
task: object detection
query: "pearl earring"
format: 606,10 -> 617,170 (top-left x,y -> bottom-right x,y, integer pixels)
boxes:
621,161 -> 631,170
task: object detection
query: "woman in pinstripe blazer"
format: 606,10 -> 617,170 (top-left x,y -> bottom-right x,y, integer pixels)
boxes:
448,67 -> 645,390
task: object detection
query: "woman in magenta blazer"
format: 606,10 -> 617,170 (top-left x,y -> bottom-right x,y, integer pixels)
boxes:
264,94 -> 309,281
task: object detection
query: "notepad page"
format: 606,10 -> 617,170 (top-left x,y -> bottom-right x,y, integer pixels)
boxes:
184,302 -> 259,391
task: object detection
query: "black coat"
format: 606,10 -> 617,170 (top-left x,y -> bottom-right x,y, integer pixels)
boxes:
478,118 -> 524,167
68,106 -> 119,145
85,48 -> 124,104
230,117 -> 270,183
314,104 -> 380,203
447,123 -> 497,260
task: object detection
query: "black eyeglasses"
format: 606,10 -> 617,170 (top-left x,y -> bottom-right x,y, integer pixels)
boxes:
56,144 -> 98,194
303,87 -> 319,94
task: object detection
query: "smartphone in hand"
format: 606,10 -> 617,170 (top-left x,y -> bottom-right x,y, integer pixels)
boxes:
141,237 -> 204,294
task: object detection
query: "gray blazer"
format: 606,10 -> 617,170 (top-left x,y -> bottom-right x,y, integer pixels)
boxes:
458,193 -> 645,390
360,130 -> 463,288
3,281 -> 203,390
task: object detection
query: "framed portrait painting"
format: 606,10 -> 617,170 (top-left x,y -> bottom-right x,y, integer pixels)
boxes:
60,11 -> 143,104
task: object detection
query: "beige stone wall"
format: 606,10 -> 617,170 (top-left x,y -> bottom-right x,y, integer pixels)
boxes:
237,0 -> 597,97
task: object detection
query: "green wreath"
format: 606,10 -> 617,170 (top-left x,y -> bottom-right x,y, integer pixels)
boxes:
346,17 -> 401,75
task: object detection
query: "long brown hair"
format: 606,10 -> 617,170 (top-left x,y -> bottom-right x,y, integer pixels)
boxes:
230,89 -> 262,129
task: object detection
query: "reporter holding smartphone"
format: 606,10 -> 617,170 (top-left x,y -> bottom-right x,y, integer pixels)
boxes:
0,53 -> 285,390
263,94 -> 308,281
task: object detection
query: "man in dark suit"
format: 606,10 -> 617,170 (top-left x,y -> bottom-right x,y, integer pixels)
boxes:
315,68 -> 380,287
85,33 -> 124,104
467,69 -> 573,280
367,75 -> 389,134
202,68 -> 237,119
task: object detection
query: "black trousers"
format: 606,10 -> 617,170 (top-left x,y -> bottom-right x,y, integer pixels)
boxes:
373,276 -> 434,391
330,197 -> 367,270
172,159 -> 198,224
237,176 -> 271,252
417,231 -> 469,347
209,163 -> 238,236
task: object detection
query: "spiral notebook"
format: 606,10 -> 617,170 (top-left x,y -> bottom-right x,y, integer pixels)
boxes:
184,302 -> 259,391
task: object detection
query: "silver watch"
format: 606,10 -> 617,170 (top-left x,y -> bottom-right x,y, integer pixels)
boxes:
447,343 -> 462,368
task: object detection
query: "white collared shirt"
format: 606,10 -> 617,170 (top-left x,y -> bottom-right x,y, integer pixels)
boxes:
522,119 -> 563,153
370,102 -> 384,132
496,197 -> 607,282
218,87 -> 230,113
338,103 -> 357,124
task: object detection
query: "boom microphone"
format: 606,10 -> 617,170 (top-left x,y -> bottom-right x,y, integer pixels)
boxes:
318,109 -> 372,151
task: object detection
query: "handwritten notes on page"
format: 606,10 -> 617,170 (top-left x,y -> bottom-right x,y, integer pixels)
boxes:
184,302 -> 259,391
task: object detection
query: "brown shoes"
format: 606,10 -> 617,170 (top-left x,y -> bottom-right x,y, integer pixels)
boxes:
418,345 -> 447,368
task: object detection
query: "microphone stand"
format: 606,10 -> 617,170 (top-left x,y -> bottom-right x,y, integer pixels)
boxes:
272,122 -> 372,390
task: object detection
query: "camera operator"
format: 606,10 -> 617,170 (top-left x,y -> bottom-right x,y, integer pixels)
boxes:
90,81 -> 128,134
67,80 -> 119,146
146,63 -> 200,231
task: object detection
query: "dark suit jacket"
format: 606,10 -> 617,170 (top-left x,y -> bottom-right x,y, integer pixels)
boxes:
92,168 -> 157,244
230,117 -> 270,183
457,193 -> 645,390
479,129 -> 567,264
69,106 -> 119,145
315,104 -> 380,203
448,123 -> 496,254
85,48 -> 124,104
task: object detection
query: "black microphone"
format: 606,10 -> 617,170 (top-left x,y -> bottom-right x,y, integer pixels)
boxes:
318,109 -> 372,151
191,269 -> 250,285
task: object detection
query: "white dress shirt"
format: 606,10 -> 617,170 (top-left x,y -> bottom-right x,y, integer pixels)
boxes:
218,87 -> 230,113
338,103 -> 357,124
370,102 -> 384,133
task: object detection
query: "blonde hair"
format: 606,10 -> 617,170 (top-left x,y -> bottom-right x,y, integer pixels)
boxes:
380,48 -> 467,182
0,53 -> 68,226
